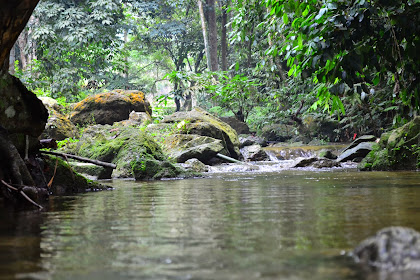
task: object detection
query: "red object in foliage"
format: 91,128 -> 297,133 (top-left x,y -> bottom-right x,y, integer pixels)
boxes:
353,133 -> 357,140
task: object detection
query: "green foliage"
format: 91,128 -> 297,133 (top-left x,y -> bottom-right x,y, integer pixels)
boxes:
56,137 -> 79,150
25,0 -> 126,100
261,0 -> 420,117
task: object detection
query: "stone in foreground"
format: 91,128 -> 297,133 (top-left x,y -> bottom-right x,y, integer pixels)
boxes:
353,227 -> 420,271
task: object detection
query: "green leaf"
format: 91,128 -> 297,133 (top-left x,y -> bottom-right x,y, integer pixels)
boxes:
283,13 -> 289,25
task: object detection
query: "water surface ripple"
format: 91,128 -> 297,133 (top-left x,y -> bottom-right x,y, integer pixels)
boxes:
1,170 -> 420,280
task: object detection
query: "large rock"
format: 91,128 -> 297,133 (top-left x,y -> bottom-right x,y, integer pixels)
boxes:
160,107 -> 240,159
341,135 -> 377,154
337,142 -> 375,162
359,116 -> 420,170
163,134 -> 224,163
70,90 -> 152,126
41,102 -> 79,141
0,73 -> 48,137
219,116 -> 250,134
61,124 -> 185,180
353,227 -> 420,271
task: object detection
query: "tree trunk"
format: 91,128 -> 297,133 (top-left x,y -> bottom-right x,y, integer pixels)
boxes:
206,0 -> 219,71
17,29 -> 28,70
0,0 -> 40,68
9,46 -> 16,74
0,0 -> 47,207
220,1 -> 228,71
197,0 -> 211,70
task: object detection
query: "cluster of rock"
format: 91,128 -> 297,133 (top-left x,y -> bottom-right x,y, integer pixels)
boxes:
39,90 -> 420,180
359,116 -> 420,171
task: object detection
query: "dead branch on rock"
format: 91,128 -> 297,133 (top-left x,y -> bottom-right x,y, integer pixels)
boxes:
40,150 -> 116,169
1,179 -> 43,210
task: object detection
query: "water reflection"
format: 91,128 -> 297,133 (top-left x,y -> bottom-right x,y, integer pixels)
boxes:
1,170 -> 420,280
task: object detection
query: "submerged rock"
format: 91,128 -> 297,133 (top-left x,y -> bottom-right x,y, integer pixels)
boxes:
292,157 -> 319,167
359,116 -> 420,171
70,90 -> 152,126
353,227 -> 420,271
292,157 -> 341,168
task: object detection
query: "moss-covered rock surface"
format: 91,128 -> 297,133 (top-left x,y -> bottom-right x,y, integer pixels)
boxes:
159,107 -> 240,159
42,155 -> 108,195
359,116 -> 420,171
61,123 -> 188,180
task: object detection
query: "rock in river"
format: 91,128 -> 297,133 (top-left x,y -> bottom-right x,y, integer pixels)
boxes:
160,107 -> 241,159
353,227 -> 420,271
337,142 -> 375,162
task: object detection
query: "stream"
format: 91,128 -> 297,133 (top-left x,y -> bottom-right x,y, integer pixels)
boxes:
1,166 -> 420,280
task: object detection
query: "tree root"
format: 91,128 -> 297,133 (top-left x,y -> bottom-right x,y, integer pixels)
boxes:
0,180 -> 43,209
0,127 -> 47,209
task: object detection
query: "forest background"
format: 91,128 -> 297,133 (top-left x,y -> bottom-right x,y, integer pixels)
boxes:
8,0 -> 420,142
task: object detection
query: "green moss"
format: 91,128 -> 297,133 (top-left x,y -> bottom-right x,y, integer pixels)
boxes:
43,156 -> 107,194
66,124 -> 187,179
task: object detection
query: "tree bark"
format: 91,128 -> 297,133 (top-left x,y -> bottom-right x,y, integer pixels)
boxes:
206,0 -> 219,71
220,1 -> 228,71
197,0 -> 211,70
0,0 -> 40,68
9,46 -> 16,74
17,29 -> 29,70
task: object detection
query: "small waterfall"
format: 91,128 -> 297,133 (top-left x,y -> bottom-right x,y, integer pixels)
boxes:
264,144 -> 347,161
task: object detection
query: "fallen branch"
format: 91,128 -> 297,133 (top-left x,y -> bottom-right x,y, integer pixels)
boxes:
40,150 -> 116,169
216,153 -> 242,163
1,179 -> 43,210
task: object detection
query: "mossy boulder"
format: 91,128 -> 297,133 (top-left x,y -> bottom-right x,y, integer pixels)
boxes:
358,116 -> 420,171
41,106 -> 79,141
163,134 -> 224,163
61,124 -> 184,180
70,89 -> 152,126
160,107 -> 240,159
42,156 -> 108,195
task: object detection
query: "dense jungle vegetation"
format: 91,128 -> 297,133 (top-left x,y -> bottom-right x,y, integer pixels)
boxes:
9,0 -> 420,141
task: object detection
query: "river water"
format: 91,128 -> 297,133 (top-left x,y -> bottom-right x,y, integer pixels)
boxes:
1,167 -> 420,280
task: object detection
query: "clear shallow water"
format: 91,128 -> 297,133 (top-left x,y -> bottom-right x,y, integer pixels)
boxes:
1,169 -> 420,280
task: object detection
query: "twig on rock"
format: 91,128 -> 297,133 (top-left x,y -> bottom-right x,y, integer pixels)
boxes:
1,179 -> 43,210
